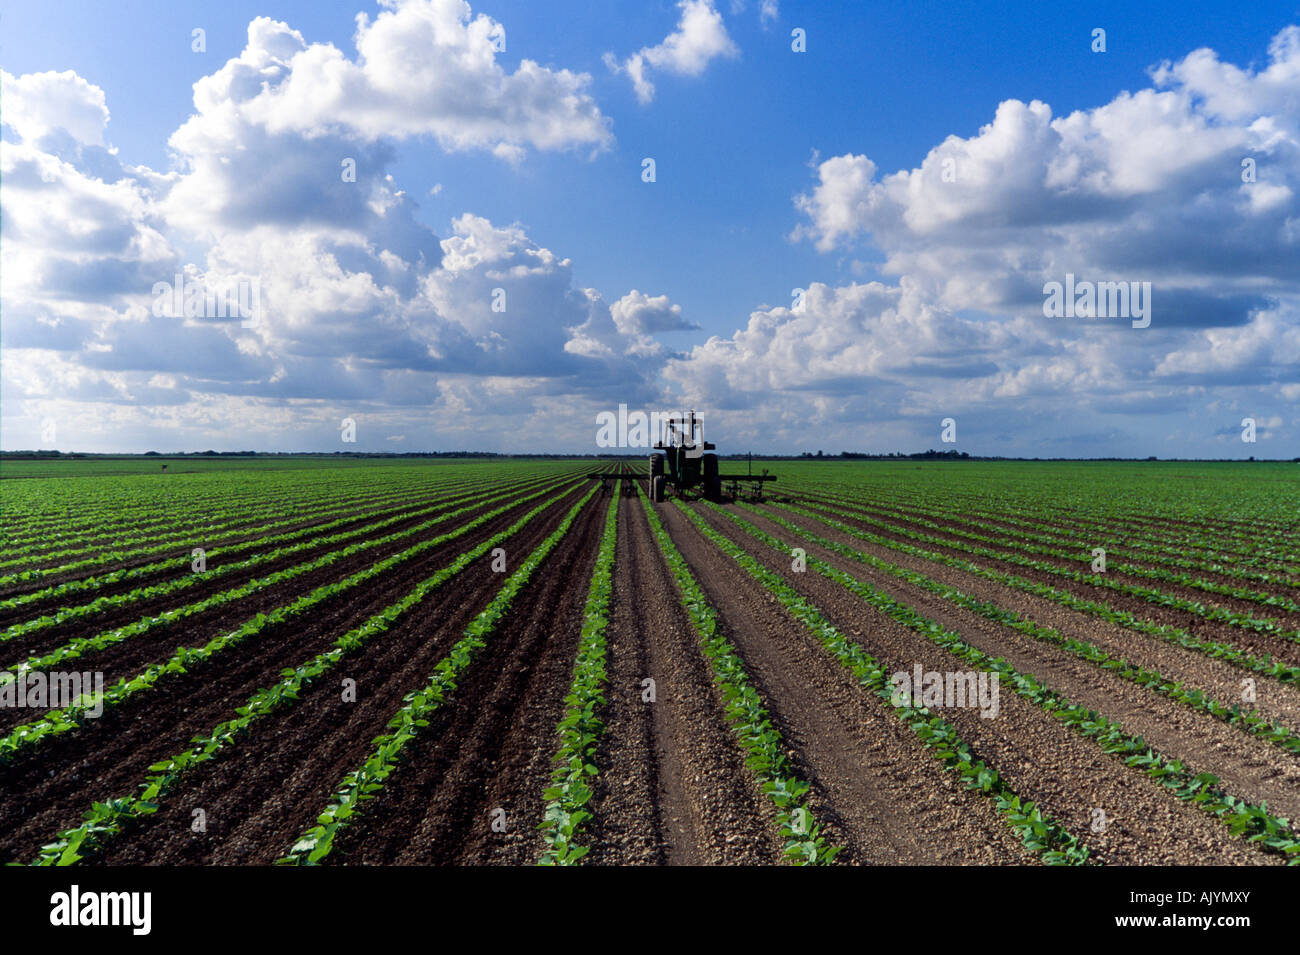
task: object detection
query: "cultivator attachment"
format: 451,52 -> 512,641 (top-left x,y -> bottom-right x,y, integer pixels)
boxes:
723,474 -> 773,502
593,472 -> 636,495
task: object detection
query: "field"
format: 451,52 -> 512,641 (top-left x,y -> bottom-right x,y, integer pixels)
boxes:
1,456 -> 1297,866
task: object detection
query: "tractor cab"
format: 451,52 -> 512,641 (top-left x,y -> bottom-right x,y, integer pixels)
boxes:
647,410 -> 774,502
659,411 -> 711,452
650,411 -> 718,500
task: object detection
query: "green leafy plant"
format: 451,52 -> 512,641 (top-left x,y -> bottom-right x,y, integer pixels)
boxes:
277,484 -> 601,866
644,493 -> 839,865
1,479 -> 582,765
538,483 -> 621,865
750,503 -> 1300,757
689,501 -> 1090,866
731,500 -> 1300,863
28,483 -> 587,866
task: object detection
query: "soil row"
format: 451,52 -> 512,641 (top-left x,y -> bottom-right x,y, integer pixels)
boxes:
672,500 -> 1276,865
0,485 -> 587,863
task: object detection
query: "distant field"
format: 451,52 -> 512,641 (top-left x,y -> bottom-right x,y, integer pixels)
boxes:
0,457 -> 1297,865
0,455 -> 525,479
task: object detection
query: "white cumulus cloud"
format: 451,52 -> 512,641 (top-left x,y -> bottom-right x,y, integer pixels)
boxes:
604,0 -> 738,104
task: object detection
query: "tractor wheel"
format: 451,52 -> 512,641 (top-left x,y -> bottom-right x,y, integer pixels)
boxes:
702,453 -> 721,501
652,475 -> 666,502
650,453 -> 665,477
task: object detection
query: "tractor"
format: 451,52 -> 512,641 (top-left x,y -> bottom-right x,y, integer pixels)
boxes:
646,411 -> 774,502
590,410 -> 775,502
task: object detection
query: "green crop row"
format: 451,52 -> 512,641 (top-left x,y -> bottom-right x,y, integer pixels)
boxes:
1,479 -> 520,641
0,480 -> 581,764
776,462 -> 1299,561
277,484 -> 601,865
0,460 -> 531,546
5,477 -> 568,677
686,501 -> 1090,865
3,478 -> 326,548
0,478 -> 447,571
0,474 -> 497,586
812,490 -> 1300,617
0,477 -> 522,614
26,484 -> 575,866
739,506 -> 1300,862
2,462 -> 569,571
779,460 -> 1295,534
796,481 -> 1300,575
801,486 -> 1300,588
0,471 -> 490,569
0,475 -> 434,559
538,484 -> 621,865
746,503 -> 1300,759
644,492 -> 838,865
920,494 -> 1298,582
772,498 -> 1300,689
791,496 -> 1300,647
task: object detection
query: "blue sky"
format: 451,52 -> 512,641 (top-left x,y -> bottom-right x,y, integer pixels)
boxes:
2,0 -> 1298,456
